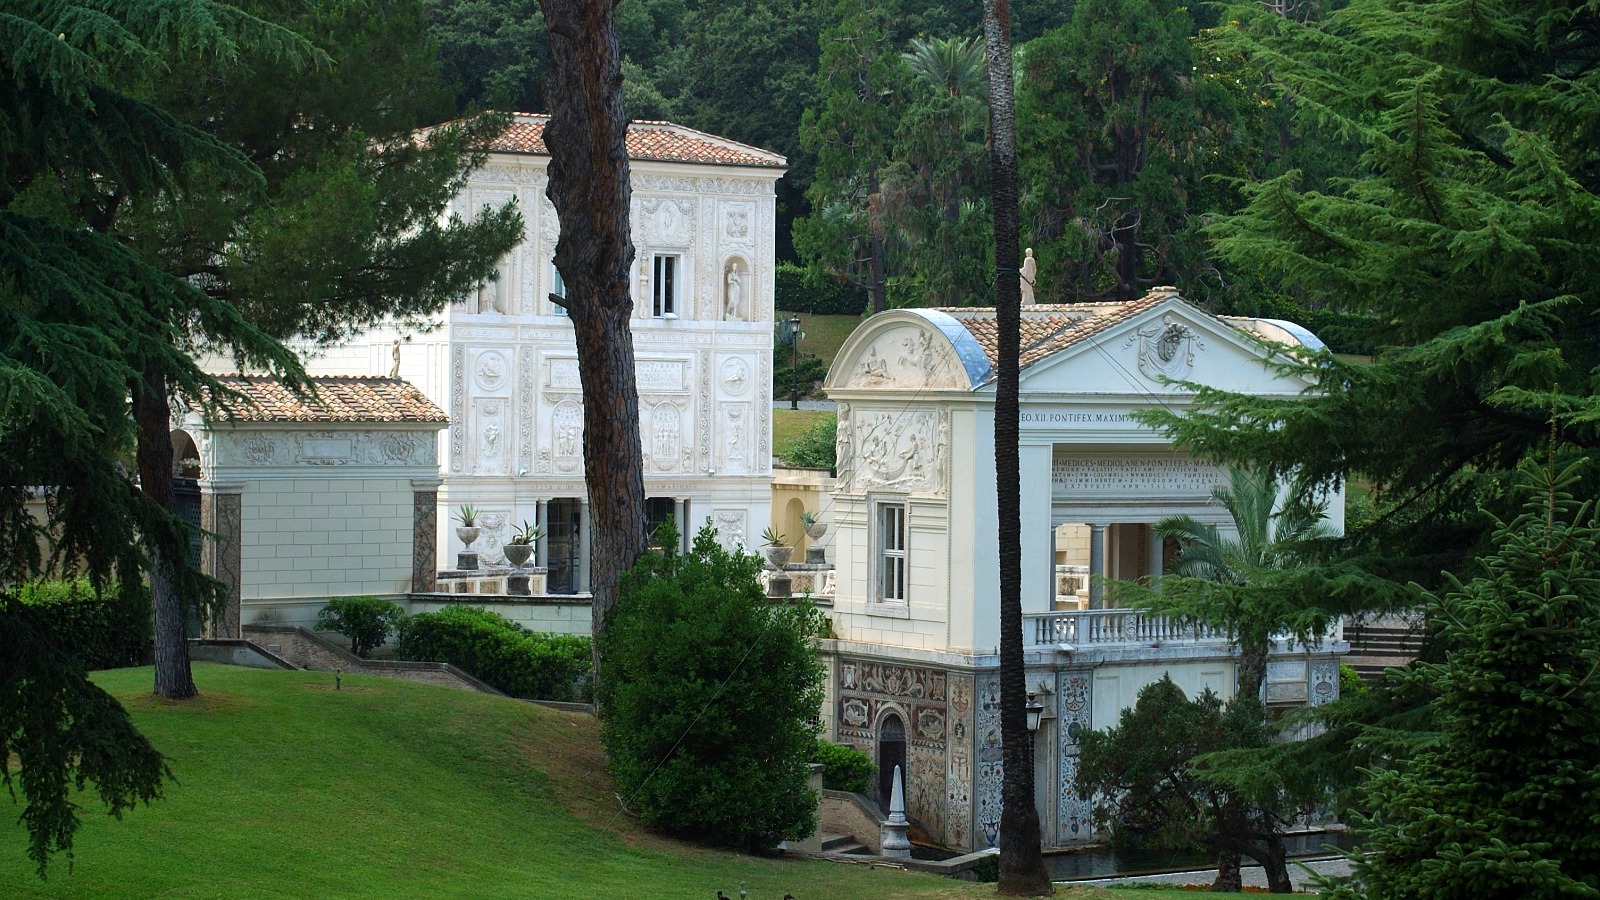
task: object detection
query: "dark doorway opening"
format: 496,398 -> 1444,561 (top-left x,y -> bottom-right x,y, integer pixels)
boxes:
877,713 -> 907,810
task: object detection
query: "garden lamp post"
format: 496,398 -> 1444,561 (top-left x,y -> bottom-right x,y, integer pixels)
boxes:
789,312 -> 802,410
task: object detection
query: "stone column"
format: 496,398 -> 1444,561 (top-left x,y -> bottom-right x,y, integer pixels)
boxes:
411,477 -> 442,593
578,499 -> 592,593
1145,523 -> 1164,584
1088,524 -> 1106,609
199,480 -> 245,639
535,499 -> 548,568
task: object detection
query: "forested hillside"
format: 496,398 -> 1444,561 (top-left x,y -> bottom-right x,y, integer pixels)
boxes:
421,0 -> 1370,332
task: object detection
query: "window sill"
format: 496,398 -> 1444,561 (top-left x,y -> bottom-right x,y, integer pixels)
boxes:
864,600 -> 911,619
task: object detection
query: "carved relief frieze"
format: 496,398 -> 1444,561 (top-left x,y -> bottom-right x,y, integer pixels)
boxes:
638,196 -> 696,247
720,202 -> 754,245
477,510 -> 510,565
538,194 -> 561,252
645,402 -> 688,474
635,175 -> 770,196
711,509 -> 747,552
552,400 -> 582,473
547,357 -> 581,391
217,430 -> 436,467
1124,313 -> 1206,382
518,346 -> 536,476
757,355 -> 770,464
855,662 -> 948,701
474,349 -> 510,394
698,352 -> 713,470
845,408 -> 946,495
473,399 -> 508,474
720,403 -> 749,474
476,164 -> 543,185
849,326 -> 965,389
450,344 -> 466,472
719,357 -> 750,396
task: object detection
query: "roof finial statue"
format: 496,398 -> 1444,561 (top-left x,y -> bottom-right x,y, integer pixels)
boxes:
1020,247 -> 1038,306
390,339 -> 401,378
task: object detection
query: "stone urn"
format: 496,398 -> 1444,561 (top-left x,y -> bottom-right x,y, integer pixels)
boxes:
503,542 -> 534,568
455,526 -> 481,570
763,544 -> 793,569
804,521 -> 827,541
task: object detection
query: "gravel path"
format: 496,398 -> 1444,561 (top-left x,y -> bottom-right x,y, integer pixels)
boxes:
1070,856 -> 1352,892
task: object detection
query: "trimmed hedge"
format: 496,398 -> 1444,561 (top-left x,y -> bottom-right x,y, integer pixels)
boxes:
776,263 -> 866,316
814,739 -> 874,794
14,580 -> 152,670
396,605 -> 592,703
316,595 -> 406,657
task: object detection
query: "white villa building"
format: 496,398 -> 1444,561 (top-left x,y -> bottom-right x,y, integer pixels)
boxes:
812,288 -> 1347,852
202,115 -> 787,614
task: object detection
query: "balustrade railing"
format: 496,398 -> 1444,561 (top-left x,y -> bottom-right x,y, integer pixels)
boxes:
1024,609 -> 1344,650
1025,608 -> 1228,648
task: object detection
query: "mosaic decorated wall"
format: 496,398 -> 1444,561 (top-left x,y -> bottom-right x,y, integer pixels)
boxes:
836,660 -> 969,847
1056,669 -> 1094,843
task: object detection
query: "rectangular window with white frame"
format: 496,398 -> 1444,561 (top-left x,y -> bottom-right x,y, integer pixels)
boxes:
550,262 -> 567,316
652,254 -> 677,318
878,501 -> 907,603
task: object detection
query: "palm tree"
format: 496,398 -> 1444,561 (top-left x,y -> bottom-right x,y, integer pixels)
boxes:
903,36 -> 988,99
1153,465 -> 1334,699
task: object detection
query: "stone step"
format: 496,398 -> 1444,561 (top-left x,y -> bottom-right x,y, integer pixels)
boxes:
820,832 -> 868,854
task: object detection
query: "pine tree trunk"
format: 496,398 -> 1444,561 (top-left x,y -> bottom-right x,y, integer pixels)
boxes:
1239,642 -> 1268,702
135,366 -> 198,700
1261,838 -> 1293,893
986,0 -> 1052,893
537,0 -> 646,705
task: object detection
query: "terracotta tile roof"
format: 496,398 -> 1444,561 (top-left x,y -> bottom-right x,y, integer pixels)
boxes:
484,114 -> 787,168
933,288 -> 1177,374
208,376 -> 448,424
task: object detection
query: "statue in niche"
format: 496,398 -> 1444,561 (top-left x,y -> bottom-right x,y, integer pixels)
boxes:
1020,248 -> 1038,306
724,408 -> 745,471
724,263 -> 744,320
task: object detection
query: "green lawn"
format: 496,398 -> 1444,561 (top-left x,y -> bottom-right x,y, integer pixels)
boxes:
5,665 -> 1181,899
786,313 -> 864,369
774,409 -> 833,462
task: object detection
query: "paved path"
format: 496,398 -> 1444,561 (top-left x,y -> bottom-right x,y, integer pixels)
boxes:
774,400 -> 837,411
1072,856 -> 1351,892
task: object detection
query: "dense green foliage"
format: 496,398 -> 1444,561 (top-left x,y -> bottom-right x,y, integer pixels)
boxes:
1327,464 -> 1600,899
1153,0 -> 1600,582
0,601 -> 166,876
1078,678 -> 1319,891
781,416 -> 839,470
316,596 -> 407,658
598,523 -> 826,852
13,581 -> 152,672
397,606 -> 592,703
814,739 -> 875,794
775,263 -> 866,315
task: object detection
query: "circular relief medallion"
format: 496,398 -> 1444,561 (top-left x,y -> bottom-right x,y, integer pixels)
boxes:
720,358 -> 750,395
475,350 -> 509,392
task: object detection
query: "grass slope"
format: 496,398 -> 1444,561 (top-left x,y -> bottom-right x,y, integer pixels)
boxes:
4,666 -> 1171,899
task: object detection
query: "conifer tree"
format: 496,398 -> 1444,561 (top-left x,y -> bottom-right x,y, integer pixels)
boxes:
1327,460 -> 1600,898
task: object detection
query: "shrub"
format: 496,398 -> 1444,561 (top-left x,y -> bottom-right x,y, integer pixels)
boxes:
396,605 -> 592,703
599,521 -> 826,852
781,415 -> 837,470
14,580 -> 151,670
316,596 -> 407,658
814,739 -> 874,794
775,262 -> 866,315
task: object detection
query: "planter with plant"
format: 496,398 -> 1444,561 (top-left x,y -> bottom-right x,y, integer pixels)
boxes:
504,521 -> 545,568
800,509 -> 826,541
453,504 -> 481,570
760,526 -> 792,569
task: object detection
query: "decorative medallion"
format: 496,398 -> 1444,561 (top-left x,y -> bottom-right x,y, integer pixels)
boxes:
1126,313 -> 1205,381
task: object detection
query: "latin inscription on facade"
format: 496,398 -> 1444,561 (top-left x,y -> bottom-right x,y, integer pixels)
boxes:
1051,455 -> 1222,499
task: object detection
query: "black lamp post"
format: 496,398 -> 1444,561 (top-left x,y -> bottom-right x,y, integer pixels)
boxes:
789,312 -> 802,410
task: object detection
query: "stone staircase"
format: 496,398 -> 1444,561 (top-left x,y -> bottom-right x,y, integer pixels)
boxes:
819,832 -> 869,856
1343,614 -> 1426,681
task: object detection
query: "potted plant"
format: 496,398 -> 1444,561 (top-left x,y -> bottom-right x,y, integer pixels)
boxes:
760,526 -> 792,569
504,520 -> 544,568
800,509 -> 827,541
453,504 -> 481,550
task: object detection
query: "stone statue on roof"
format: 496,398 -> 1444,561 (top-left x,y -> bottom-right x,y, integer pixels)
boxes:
1020,247 -> 1038,306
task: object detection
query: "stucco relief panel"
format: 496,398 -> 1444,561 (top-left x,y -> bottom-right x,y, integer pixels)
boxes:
711,509 -> 747,553
719,403 -> 751,474
946,673 -> 975,850
517,347 -> 536,475
217,431 -> 436,468
842,408 -> 948,496
836,660 -> 958,848
848,326 -> 965,390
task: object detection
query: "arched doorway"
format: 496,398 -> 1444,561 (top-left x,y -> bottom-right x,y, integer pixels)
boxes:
877,713 -> 907,810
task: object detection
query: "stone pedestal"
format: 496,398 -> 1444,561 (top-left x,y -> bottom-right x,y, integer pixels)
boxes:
881,764 -> 912,859
766,569 -> 792,600
507,572 -> 531,595
806,544 -> 827,565
457,550 -> 479,570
